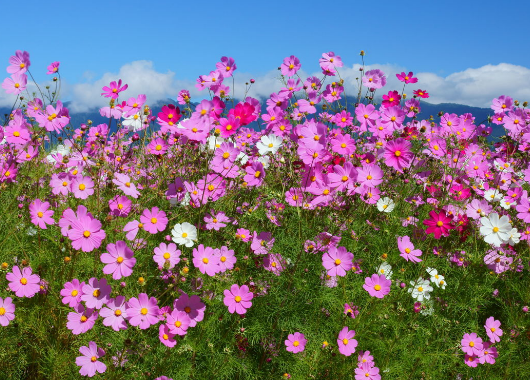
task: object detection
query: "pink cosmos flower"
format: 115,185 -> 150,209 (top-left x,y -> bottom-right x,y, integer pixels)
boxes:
99,296 -> 128,331
478,342 -> 498,365
7,50 -> 30,74
362,69 -> 386,90
363,274 -> 391,299
60,279 -> 85,308
396,71 -> 418,84
76,341 -> 106,377
461,332 -> 483,356
6,265 -> 41,298
484,316 -> 503,343
101,241 -> 136,280
46,61 -> 60,75
68,212 -> 106,252
0,297 -> 15,326
71,176 -> 94,199
140,207 -> 168,234
337,326 -> 358,356
29,199 -> 54,229
148,138 -> 168,155
2,73 -> 27,95
153,242 -> 181,269
285,332 -> 307,353
223,284 -> 254,315
113,173 -> 140,198
264,253 -> 286,275
384,138 -> 413,172
215,246 -> 237,272
355,363 -> 381,380
344,303 -> 360,319
81,278 -> 111,309
101,79 -> 128,99
126,293 -> 160,330
319,52 -> 343,72
66,304 -> 98,335
251,231 -> 275,255
423,210 -> 455,239
281,55 -> 301,77
322,246 -> 353,277
413,89 -> 429,98
491,95 -> 513,113
397,236 -> 422,262
204,210 -> 230,231
193,244 -> 220,276
166,309 -> 191,336
159,324 -> 177,348
173,293 -> 205,327
109,195 -> 132,217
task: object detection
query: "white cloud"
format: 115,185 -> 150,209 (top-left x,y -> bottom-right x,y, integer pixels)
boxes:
1,61 -> 529,112
67,61 -> 177,112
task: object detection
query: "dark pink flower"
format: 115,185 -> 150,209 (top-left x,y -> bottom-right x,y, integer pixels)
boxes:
60,279 -> 85,308
126,293 -> 159,330
396,71 -> 418,84
423,210 -> 455,239
337,326 -> 358,356
29,199 -> 54,229
0,297 -> 15,326
140,207 -> 168,234
363,274 -> 391,298
66,304 -> 98,335
81,278 -> 111,309
101,79 -> 128,99
285,332 -> 307,353
173,292 -> 205,328
101,241 -> 136,280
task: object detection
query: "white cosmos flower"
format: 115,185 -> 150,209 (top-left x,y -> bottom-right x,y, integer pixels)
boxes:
256,134 -> 283,155
202,135 -> 226,152
171,222 -> 197,247
507,228 -> 520,245
426,267 -> 446,289
122,112 -> 145,132
377,262 -> 393,279
408,278 -> 433,302
46,143 -> 72,164
479,213 -> 511,247
376,197 -> 395,213
484,189 -> 503,203
499,198 -> 516,210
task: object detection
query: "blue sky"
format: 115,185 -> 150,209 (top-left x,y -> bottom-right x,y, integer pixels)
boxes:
1,0 -> 529,110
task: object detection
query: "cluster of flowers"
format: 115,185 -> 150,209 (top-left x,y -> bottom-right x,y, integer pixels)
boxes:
1,48 -> 529,378
461,317 -> 503,367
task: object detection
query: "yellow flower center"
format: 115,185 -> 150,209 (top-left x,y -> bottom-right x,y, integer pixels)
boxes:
0,307 -> 5,316
254,171 -> 261,178
182,232 -> 188,238
163,334 -> 169,340
394,150 -> 401,157
114,309 -> 122,316
83,231 -> 91,238
90,356 -> 97,362
118,203 -> 123,209
418,287 -> 423,292
80,315 -> 88,322
117,256 -> 124,263
493,227 -> 499,233
37,211 -> 43,218
208,184 -> 215,191
151,217 -> 158,224
405,248 -> 411,253
71,290 -> 78,296
342,176 -> 348,182
436,221 -> 443,227
235,296 -> 242,302
222,152 -> 230,159
268,143 -> 274,148
334,259 -> 341,265
220,256 -> 226,262
78,184 -> 86,191
13,131 -> 20,137
469,341 -> 474,347
293,341 -> 300,347
140,308 -> 148,315
202,258 -> 209,264
155,144 -> 162,151
374,284 -> 381,291
163,253 -> 170,259
342,338 -> 349,345
93,289 -> 100,297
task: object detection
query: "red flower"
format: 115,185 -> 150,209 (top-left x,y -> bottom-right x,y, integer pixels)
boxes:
423,210 -> 455,239
413,89 -> 429,99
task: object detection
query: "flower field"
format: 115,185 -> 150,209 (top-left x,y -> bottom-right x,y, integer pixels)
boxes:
0,50 -> 529,379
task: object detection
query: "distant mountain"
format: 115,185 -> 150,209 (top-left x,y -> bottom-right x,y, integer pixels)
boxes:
1,97 -> 503,141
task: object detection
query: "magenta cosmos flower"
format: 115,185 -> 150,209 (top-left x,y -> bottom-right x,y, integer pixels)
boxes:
193,244 -> 220,276
113,172 -> 140,198
60,279 -> 85,307
66,304 -> 98,335
71,176 -> 94,199
153,242 -> 181,269
101,79 -> 128,99
126,293 -> 159,329
140,207 -> 168,234
81,278 -> 111,309
0,297 -> 15,326
397,235 -> 422,263
100,241 -> 136,280
29,199 -> 54,229
6,265 -> 41,298
384,138 -> 413,172
223,284 -> 254,315
99,296 -> 128,331
173,292 -> 205,327
67,212 -> 106,253
363,274 -> 391,299
461,332 -> 483,356
337,326 -> 358,356
484,316 -> 503,343
159,323 -> 177,348
76,341 -> 106,377
423,210 -> 455,239
166,309 -> 191,336
285,332 -> 307,353
322,246 -> 353,277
